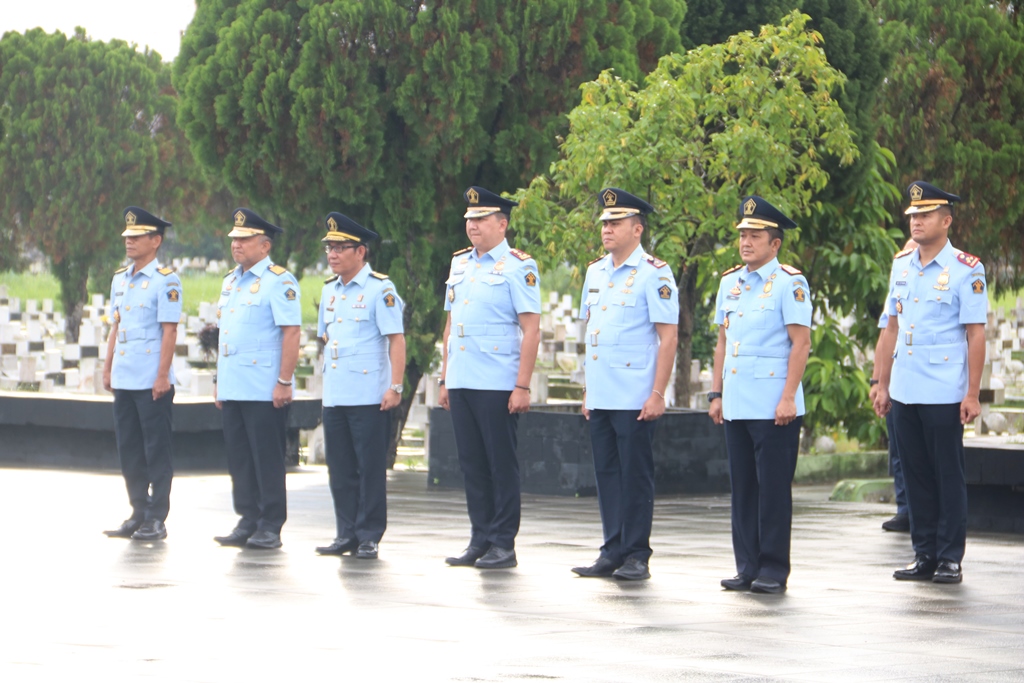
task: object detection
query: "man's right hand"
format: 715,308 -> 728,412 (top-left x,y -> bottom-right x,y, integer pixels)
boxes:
438,385 -> 449,411
708,398 -> 723,425
103,370 -> 112,393
872,386 -> 891,418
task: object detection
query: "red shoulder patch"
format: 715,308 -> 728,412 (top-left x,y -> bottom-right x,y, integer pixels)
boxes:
643,253 -> 667,268
894,247 -> 915,259
780,264 -> 802,275
508,248 -> 531,261
721,264 -> 742,276
957,251 -> 981,268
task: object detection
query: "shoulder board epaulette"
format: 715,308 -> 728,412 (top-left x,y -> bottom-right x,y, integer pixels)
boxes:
587,254 -> 606,267
268,264 -> 287,275
324,275 -> 339,284
722,264 -> 742,276
452,246 -> 472,257
157,266 -> 176,276
893,247 -> 914,259
780,264 -> 802,275
225,268 -> 236,277
508,248 -> 531,261
957,251 -> 981,268
642,254 -> 667,268
370,271 -> 388,280
114,266 -> 129,274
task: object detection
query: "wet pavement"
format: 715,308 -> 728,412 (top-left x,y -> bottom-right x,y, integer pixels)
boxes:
1,467 -> 1022,682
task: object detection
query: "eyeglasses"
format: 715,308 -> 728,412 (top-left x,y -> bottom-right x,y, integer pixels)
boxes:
324,244 -> 359,254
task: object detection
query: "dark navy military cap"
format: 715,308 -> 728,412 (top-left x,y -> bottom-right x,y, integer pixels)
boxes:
121,206 -> 171,237
321,212 -> 378,243
598,188 -> 654,221
736,196 -> 797,230
228,208 -> 283,239
463,186 -> 518,219
904,181 -> 960,215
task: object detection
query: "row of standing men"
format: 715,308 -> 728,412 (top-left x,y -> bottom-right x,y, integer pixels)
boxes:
100,179 -> 984,590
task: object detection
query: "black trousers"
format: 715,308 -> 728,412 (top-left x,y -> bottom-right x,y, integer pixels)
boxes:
724,417 -> 802,583
112,387 -> 175,522
221,401 -> 288,534
322,404 -> 390,543
448,389 -> 520,550
890,400 -> 967,563
588,409 -> 657,564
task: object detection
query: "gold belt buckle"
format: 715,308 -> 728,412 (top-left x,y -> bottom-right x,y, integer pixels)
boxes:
590,330 -> 599,347
331,347 -> 338,360
118,330 -> 127,343
457,323 -> 464,338
905,331 -> 913,346
222,343 -> 230,357
732,342 -> 740,357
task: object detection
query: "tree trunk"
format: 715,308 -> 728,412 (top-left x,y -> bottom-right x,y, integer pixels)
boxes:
672,262 -> 700,408
57,266 -> 87,344
386,361 -> 424,469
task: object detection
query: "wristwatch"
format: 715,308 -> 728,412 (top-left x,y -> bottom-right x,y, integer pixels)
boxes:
436,378 -> 445,387
389,383 -> 404,394
868,379 -> 879,387
707,391 -> 722,401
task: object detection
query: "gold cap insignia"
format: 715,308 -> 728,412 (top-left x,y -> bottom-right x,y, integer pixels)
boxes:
125,211 -> 137,226
467,188 -> 480,204
234,211 -> 246,226
328,216 -> 338,231
910,184 -> 923,202
744,198 -> 757,216
603,189 -> 617,207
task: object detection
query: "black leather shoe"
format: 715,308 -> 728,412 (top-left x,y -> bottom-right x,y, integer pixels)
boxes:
572,556 -> 620,577
751,577 -> 786,594
131,519 -> 167,541
445,546 -> 487,567
474,546 -> 517,569
246,530 -> 283,549
894,554 -> 937,581
932,560 -> 963,584
881,514 -> 911,532
316,537 -> 359,556
721,574 -> 754,591
214,528 -> 254,547
356,541 -> 379,559
612,557 -> 650,581
104,519 -> 143,538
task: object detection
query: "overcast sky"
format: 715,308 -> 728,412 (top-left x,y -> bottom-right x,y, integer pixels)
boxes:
1,0 -> 197,61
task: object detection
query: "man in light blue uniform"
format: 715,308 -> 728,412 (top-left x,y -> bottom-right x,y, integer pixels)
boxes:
213,208 -> 302,550
873,181 -> 986,584
572,188 -> 678,582
439,186 -> 541,570
102,207 -> 182,541
709,196 -> 812,594
315,212 -> 406,560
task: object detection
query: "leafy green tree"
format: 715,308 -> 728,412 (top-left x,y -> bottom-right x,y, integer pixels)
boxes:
513,12 -> 859,409
0,29 -> 167,341
173,0 -> 688,464
874,0 -> 1024,289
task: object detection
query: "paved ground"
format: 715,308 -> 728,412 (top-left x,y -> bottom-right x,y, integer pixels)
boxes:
1,467 -> 1022,682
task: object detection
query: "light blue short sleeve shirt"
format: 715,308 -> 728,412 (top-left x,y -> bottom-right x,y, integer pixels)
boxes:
109,260 -> 182,390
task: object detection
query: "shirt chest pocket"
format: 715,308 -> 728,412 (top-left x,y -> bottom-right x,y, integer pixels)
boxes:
612,292 -> 641,325
240,292 -> 265,321
346,357 -> 382,375
748,298 -> 777,328
925,294 -> 955,319
893,286 -> 911,310
754,359 -> 788,379
477,275 -> 509,304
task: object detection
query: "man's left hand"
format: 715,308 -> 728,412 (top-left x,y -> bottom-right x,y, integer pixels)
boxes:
152,376 -> 171,401
961,395 -> 982,425
508,387 -> 531,414
775,396 -> 797,426
272,383 -> 293,409
381,389 -> 401,411
638,392 -> 666,421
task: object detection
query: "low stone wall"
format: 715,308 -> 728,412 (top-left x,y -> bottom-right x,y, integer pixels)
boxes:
0,391 -> 322,470
427,405 -> 729,497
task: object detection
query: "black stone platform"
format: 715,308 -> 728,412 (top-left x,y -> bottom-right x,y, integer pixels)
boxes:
428,405 -> 729,496
0,391 -> 322,470
965,437 -> 1024,533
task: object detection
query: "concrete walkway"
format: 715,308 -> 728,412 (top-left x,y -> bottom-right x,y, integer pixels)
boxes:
1,467 -> 1022,682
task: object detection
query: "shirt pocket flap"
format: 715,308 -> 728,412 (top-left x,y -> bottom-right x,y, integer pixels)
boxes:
754,359 -> 788,379
478,340 -> 513,355
609,349 -> 649,369
347,358 -> 383,373
929,349 -> 964,365
238,352 -> 273,367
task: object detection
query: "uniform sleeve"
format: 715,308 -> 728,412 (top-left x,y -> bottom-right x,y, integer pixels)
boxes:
644,266 -> 679,324
713,277 -> 728,325
959,264 -> 988,324
509,259 -> 542,315
578,269 -> 590,320
317,284 -> 328,338
157,274 -> 183,324
781,276 -> 812,327
108,275 -> 117,320
270,274 -> 302,326
443,260 -> 455,313
877,311 -> 889,329
375,281 -> 405,335
886,262 -> 900,317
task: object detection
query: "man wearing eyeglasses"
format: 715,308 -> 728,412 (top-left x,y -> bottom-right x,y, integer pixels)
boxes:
314,213 -> 405,560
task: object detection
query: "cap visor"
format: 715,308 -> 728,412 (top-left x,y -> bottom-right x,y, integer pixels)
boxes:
121,227 -> 158,237
228,227 -> 266,237
599,209 -> 640,221
464,208 -> 502,219
904,204 -> 943,215
735,218 -> 777,230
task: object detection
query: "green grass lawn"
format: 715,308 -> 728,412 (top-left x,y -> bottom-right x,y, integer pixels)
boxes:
0,270 -> 328,325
